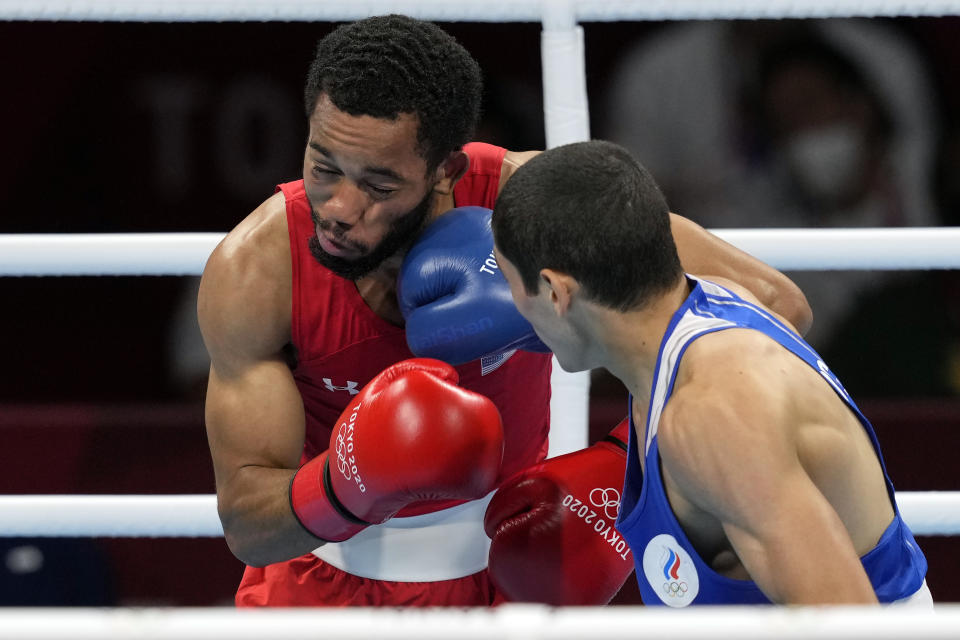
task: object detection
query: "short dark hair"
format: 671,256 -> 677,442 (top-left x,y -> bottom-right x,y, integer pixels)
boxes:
492,140 -> 682,311
304,15 -> 482,171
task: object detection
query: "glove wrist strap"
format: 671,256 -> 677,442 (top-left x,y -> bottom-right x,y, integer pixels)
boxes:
321,456 -> 370,526
289,451 -> 369,542
601,418 -> 630,454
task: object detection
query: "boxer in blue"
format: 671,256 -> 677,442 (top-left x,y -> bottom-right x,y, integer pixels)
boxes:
490,139 -> 930,606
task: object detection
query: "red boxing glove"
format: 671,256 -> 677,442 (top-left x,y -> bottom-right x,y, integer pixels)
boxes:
290,358 -> 504,542
484,418 -> 634,605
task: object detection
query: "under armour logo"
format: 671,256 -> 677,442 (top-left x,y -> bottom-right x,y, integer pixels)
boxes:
322,378 -> 359,395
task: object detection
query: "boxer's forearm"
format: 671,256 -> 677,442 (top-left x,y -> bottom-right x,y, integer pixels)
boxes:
217,465 -> 325,568
669,213 -> 813,335
742,271 -> 813,336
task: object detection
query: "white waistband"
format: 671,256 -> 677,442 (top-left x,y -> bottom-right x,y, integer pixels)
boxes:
312,493 -> 493,582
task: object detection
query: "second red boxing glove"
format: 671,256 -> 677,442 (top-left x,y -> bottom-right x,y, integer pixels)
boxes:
484,418 -> 634,605
290,358 -> 505,542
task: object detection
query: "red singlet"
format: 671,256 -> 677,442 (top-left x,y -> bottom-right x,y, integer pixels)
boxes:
236,142 -> 552,607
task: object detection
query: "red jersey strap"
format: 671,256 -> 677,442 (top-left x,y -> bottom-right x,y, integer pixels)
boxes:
454,142 -> 507,210
276,179 -> 317,353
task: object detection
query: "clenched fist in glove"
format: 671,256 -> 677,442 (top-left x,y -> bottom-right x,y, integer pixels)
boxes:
290,358 -> 504,542
484,418 -> 634,605
398,206 -> 550,365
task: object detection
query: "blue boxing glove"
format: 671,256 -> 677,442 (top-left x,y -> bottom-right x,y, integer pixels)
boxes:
398,206 -> 550,365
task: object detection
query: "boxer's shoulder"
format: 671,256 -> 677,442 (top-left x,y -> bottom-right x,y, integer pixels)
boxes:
498,149 -> 540,192
660,337 -> 797,490
209,192 -> 290,283
199,191 -> 292,360
681,325 -> 786,379
217,191 -> 290,265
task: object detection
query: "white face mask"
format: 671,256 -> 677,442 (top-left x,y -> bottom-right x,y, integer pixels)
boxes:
783,123 -> 865,203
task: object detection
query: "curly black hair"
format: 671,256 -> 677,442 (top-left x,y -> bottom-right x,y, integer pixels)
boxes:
305,15 -> 483,172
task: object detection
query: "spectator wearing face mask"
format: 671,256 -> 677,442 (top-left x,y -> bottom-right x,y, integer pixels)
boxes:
601,19 -> 939,350
740,34 -> 911,350
757,36 -> 897,227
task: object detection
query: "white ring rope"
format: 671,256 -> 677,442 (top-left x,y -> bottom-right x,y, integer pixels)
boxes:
0,495 -> 221,538
1,228 -> 958,276
0,605 -> 959,640
1,0 -> 959,22
0,491 -> 955,537
0,233 -> 220,276
4,1 -> 958,465
1,3 -> 956,582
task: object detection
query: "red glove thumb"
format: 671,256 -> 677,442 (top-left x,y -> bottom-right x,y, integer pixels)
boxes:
484,475 -> 564,540
484,418 -> 634,605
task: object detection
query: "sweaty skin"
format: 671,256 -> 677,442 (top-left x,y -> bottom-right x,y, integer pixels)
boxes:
496,245 -> 885,604
650,279 -> 891,603
200,96 -> 465,567
200,95 -> 812,568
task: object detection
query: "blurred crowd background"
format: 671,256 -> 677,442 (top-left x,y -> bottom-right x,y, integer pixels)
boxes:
0,17 -> 958,606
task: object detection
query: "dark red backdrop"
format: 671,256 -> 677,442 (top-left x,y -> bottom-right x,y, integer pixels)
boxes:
1,18 -> 958,606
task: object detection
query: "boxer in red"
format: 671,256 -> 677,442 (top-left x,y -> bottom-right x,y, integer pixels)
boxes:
198,14 -> 812,607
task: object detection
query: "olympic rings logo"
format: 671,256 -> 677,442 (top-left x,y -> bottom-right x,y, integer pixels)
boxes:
589,487 -> 622,521
335,422 -> 351,479
662,581 -> 689,597
332,404 -> 366,492
643,535 -> 698,606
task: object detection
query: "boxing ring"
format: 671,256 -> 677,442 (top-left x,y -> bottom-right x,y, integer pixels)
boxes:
3,0 -> 960,636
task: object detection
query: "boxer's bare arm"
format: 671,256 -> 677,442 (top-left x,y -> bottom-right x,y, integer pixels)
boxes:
199,193 -> 323,567
497,150 -> 812,335
657,337 -> 877,604
668,215 -> 812,335
499,149 -> 540,187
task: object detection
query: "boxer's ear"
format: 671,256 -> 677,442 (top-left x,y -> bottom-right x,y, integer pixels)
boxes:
540,269 -> 579,317
432,151 -> 469,195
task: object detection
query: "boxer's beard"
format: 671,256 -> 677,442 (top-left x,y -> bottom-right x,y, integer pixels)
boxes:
308,190 -> 434,281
